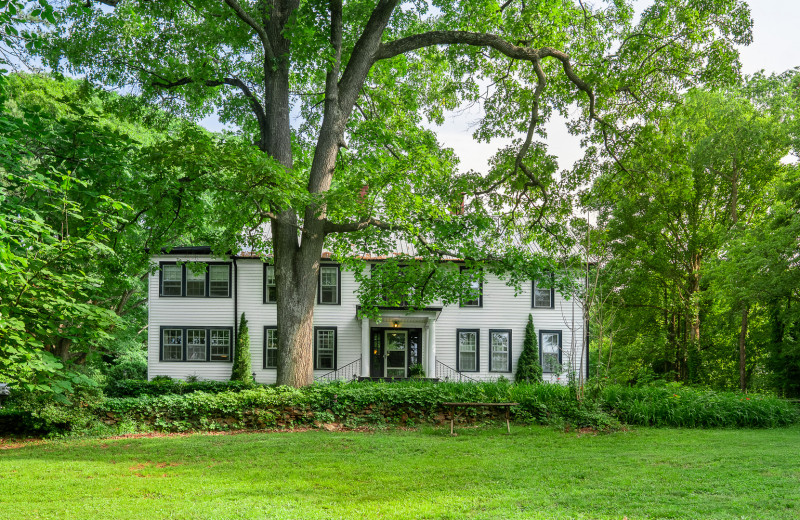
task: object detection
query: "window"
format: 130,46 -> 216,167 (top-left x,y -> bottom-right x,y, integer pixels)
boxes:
210,329 -> 231,361
318,265 -> 340,305
314,327 -> 337,370
186,267 -> 206,297
264,265 -> 277,303
457,329 -> 480,372
489,329 -> 512,372
159,262 -> 231,298
540,330 -> 562,373
162,329 -> 183,360
460,267 -> 483,307
161,265 -> 182,296
209,265 -> 230,297
264,326 -> 278,368
186,329 -> 207,360
160,326 -> 233,362
532,278 -> 554,308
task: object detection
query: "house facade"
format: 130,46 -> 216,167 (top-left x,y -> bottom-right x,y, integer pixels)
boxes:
148,247 -> 587,383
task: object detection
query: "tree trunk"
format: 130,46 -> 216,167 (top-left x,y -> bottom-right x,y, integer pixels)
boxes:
739,304 -> 749,392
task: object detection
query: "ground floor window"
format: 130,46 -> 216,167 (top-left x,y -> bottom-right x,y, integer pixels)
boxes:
457,329 -> 479,372
159,326 -> 233,362
540,330 -> 562,373
314,327 -> 337,370
264,326 -> 278,368
489,329 -> 512,372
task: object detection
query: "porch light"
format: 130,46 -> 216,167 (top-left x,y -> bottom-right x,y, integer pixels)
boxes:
392,320 -> 400,328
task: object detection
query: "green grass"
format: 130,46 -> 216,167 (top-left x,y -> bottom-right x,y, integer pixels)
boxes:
2,425 -> 799,519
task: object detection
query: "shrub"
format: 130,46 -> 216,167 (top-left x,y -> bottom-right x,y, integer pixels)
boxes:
104,378 -> 256,398
231,313 -> 253,384
516,314 -> 543,383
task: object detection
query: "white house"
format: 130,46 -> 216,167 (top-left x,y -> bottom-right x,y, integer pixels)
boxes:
147,247 -> 587,383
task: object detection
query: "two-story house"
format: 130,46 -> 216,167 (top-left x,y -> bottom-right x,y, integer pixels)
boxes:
148,247 -> 587,383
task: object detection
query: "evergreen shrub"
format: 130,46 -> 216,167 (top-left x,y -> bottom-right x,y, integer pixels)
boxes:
230,313 -> 254,384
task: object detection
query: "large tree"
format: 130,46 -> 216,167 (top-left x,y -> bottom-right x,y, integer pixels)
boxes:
40,0 -> 751,387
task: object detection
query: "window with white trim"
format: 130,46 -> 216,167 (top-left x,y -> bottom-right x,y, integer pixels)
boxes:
210,329 -> 231,361
161,265 -> 182,296
489,329 -> 512,372
160,326 -> 232,362
159,263 -> 230,298
186,329 -> 207,360
264,327 -> 278,368
457,329 -> 479,372
460,267 -> 483,307
264,265 -> 277,303
540,330 -> 562,373
209,265 -> 230,297
533,279 -> 553,308
162,328 -> 183,360
314,327 -> 336,370
186,267 -> 206,297
318,265 -> 339,305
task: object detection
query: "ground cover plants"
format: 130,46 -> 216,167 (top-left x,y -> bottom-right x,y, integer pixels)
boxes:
1,380 -> 796,438
2,425 -> 799,519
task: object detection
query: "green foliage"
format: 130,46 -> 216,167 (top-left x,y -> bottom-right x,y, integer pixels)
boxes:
104,378 -> 254,398
230,313 -> 253,384
601,383 -> 799,428
516,314 -> 543,383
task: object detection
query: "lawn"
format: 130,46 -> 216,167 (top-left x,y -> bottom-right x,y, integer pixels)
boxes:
1,425 -> 798,519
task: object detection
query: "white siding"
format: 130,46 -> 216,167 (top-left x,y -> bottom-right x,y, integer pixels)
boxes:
148,256 -> 586,383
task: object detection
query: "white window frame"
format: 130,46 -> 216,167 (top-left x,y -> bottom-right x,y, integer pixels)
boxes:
314,327 -> 337,370
208,265 -> 230,297
264,326 -> 278,368
489,329 -> 512,373
457,329 -> 479,372
459,267 -> 483,308
186,266 -> 206,297
540,330 -> 562,374
264,265 -> 277,303
318,265 -> 340,305
162,328 -> 184,361
210,329 -> 231,361
161,265 -> 182,297
186,328 -> 207,361
532,279 -> 554,309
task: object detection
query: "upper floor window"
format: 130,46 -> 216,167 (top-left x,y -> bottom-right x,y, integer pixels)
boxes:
457,329 -> 480,372
159,263 -> 231,298
159,262 -> 231,298
160,326 -> 233,362
264,326 -> 278,368
532,278 -> 554,308
318,265 -> 340,305
489,329 -> 512,372
460,267 -> 483,307
314,327 -> 337,370
264,265 -> 277,303
540,330 -> 562,373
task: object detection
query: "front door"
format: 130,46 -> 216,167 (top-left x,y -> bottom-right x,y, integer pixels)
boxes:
384,330 -> 408,377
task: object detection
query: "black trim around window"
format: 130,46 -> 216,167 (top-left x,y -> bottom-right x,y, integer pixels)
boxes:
456,328 -> 480,372
532,277 -> 555,309
159,262 -> 232,298
459,267 -> 483,308
263,326 -> 278,369
488,329 -> 512,373
539,330 -> 563,373
263,264 -> 277,304
158,325 -> 234,362
313,326 -> 338,370
317,264 -> 341,305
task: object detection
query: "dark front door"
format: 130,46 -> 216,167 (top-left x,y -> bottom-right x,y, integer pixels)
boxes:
370,328 -> 422,378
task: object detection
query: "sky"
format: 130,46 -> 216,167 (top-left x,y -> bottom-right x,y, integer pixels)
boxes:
432,0 -> 800,174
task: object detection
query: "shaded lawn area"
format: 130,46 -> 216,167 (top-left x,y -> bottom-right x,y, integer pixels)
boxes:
1,425 -> 799,519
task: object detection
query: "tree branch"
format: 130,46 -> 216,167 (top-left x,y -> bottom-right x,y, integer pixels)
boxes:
222,0 -> 276,62
324,216 -> 395,235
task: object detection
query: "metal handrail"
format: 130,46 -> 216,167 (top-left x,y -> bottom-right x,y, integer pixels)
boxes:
315,358 -> 361,382
435,359 -> 480,383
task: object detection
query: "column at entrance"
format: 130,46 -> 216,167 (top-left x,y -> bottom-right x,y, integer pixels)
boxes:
426,317 -> 436,379
360,317 -> 370,377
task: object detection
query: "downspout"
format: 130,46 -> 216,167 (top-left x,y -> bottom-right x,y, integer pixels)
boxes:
233,257 -> 238,343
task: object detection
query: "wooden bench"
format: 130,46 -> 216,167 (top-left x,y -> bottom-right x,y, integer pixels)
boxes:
443,402 -> 519,435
